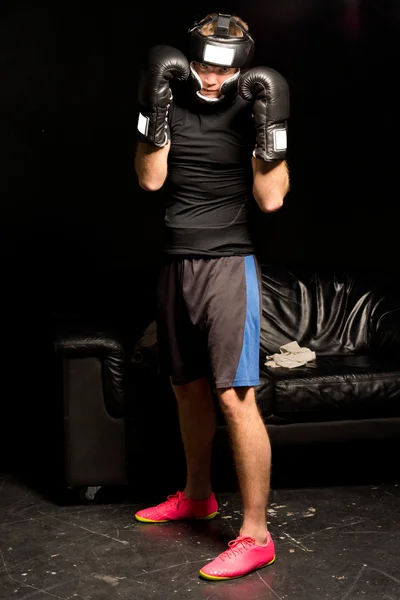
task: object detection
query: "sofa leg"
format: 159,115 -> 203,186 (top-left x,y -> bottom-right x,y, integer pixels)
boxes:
79,485 -> 103,503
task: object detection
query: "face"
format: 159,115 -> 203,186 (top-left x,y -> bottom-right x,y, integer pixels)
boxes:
192,62 -> 238,98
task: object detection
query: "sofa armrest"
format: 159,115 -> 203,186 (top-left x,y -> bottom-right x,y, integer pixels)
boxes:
53,321 -> 126,419
55,328 -> 123,355
371,307 -> 400,354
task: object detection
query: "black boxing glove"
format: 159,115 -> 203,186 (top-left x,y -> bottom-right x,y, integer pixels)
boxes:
238,67 -> 290,162
137,45 -> 190,147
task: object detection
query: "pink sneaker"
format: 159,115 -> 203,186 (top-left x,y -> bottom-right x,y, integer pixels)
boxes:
134,491 -> 218,523
199,531 -> 275,580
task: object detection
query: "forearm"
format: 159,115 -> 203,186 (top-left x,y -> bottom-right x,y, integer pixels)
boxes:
252,158 -> 289,213
134,141 -> 170,191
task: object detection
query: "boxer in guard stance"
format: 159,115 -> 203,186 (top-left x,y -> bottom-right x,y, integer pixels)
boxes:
134,12 -> 290,580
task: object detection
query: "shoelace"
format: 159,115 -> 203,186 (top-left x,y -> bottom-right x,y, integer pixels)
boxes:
160,491 -> 185,509
220,536 -> 255,561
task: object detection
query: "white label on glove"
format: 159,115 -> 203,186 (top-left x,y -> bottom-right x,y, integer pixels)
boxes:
203,44 -> 235,66
137,112 -> 149,136
274,129 -> 287,151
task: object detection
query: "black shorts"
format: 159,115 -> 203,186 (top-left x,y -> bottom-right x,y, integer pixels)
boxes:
156,255 -> 262,389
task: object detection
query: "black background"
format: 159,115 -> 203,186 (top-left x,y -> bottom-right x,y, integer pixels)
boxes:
1,0 -> 400,318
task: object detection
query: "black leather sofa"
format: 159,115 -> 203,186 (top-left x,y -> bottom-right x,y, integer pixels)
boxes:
258,267 -> 400,443
52,264 -> 400,500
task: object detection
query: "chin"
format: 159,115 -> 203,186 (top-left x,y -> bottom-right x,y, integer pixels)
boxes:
194,89 -> 224,104
202,91 -> 220,98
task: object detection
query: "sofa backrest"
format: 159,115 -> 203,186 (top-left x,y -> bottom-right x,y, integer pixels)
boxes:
260,267 -> 400,357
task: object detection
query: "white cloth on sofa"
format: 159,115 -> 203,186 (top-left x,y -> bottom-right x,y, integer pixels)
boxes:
265,341 -> 316,369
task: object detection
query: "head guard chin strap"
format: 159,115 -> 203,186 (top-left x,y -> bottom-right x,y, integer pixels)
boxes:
187,13 -> 255,103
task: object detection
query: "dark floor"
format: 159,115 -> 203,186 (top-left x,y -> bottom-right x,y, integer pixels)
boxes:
1,470 -> 400,600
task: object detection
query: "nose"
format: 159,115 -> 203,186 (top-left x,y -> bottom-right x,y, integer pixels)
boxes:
204,73 -> 218,87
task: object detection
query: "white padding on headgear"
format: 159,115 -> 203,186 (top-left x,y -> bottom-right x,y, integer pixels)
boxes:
203,43 -> 235,66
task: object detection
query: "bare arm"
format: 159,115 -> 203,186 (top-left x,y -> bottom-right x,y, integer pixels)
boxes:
134,141 -> 171,192
251,158 -> 289,213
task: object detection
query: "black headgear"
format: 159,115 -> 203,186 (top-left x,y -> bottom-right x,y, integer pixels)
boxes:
187,13 -> 255,102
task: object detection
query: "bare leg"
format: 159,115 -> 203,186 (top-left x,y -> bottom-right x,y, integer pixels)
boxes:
217,386 -> 271,545
172,376 -> 216,501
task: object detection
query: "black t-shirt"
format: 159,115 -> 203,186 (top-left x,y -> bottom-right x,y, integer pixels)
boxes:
163,86 -> 256,256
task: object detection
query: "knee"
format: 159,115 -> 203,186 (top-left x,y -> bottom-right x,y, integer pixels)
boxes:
217,387 -> 249,420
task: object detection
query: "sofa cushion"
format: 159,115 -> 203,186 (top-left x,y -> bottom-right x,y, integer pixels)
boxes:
258,354 -> 400,421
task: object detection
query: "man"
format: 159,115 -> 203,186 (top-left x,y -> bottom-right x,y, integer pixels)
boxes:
134,12 -> 290,580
